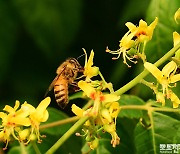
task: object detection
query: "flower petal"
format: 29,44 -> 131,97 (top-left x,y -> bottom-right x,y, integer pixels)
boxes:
3,100 -> 20,113
162,61 -> 177,77
10,117 -> 31,126
139,19 -> 148,28
36,97 -> 51,114
174,8 -> 180,24
170,74 -> 180,83
144,62 -> 163,81
41,110 -> 49,122
149,17 -> 158,31
125,22 -> 136,32
103,94 -> 120,103
71,104 -> 84,117
0,112 -> 7,119
78,81 -> 96,97
173,31 -> 180,46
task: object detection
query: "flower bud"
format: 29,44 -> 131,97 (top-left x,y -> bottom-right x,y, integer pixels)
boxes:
156,92 -> 165,106
103,123 -> 115,133
101,108 -> 112,123
89,138 -> 99,150
18,129 -> 30,141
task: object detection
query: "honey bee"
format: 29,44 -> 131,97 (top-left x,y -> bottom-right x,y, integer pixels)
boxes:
46,58 -> 84,108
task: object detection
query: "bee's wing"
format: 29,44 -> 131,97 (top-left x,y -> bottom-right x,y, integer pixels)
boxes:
44,66 -> 67,97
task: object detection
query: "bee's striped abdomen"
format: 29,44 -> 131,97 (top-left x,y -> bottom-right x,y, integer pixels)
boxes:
54,78 -> 68,109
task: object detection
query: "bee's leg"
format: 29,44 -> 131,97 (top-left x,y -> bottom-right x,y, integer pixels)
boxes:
69,82 -> 81,92
75,75 -> 85,80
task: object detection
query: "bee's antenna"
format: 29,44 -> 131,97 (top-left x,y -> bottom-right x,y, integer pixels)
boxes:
77,53 -> 85,60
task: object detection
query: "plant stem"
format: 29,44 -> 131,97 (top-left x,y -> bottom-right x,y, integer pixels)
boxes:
114,42 -> 180,96
45,117 -> 88,154
40,101 -> 93,130
40,116 -> 79,130
32,141 -> 41,154
120,105 -> 180,112
19,142 -> 28,154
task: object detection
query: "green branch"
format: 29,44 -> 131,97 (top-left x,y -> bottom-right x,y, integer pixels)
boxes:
45,117 -> 88,154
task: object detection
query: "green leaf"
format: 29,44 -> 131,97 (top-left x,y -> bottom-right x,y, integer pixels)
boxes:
118,0 -> 151,26
69,91 -> 83,101
40,107 -> 72,135
37,133 -> 82,154
12,0 -> 82,57
145,0 -> 180,63
118,95 -> 145,119
134,111 -> 180,154
8,144 -> 36,154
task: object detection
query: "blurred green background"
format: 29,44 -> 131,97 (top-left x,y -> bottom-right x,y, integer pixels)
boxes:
0,0 -> 179,110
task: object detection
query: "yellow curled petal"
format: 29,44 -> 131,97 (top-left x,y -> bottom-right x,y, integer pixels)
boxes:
14,100 -> 20,111
125,22 -> 137,32
103,94 -> 120,103
173,32 -> 180,46
0,112 -> 7,119
71,104 -> 84,117
3,105 -> 14,113
170,74 -> 180,83
21,102 -> 35,114
144,62 -> 163,82
174,8 -> 180,24
3,100 -> 20,113
36,97 -> 51,114
149,17 -> 158,31
78,81 -> 96,97
87,50 -> 94,67
162,61 -> 177,77
139,19 -> 148,28
170,92 -> 180,108
40,110 -> 49,122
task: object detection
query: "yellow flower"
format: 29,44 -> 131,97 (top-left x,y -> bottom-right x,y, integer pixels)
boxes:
0,100 -> 31,149
28,97 -> 50,143
174,8 -> 180,24
0,97 -> 51,149
106,31 -> 137,67
78,81 -> 120,102
83,49 -> 99,80
126,17 -> 158,43
144,61 -> 180,97
78,80 -> 120,117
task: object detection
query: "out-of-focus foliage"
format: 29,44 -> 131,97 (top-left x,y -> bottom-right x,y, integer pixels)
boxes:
0,0 -> 180,153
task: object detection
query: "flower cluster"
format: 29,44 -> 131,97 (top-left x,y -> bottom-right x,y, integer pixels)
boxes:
72,50 -> 121,149
106,17 -> 158,67
143,32 -> 180,108
0,97 -> 50,150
